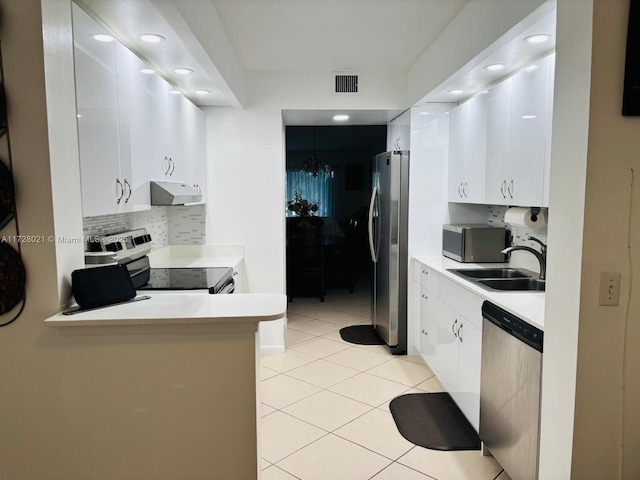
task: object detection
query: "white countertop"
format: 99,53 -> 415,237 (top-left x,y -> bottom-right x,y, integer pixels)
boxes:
47,244 -> 287,328
45,293 -> 286,327
413,255 -> 545,331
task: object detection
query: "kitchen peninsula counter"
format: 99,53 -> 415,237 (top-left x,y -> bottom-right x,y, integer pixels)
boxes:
45,293 -> 286,328
40,244 -> 283,479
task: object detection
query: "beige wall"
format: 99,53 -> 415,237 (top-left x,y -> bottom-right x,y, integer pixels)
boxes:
570,0 -> 640,477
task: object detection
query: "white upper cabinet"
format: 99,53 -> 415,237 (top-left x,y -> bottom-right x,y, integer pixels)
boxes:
73,5 -> 122,217
485,78 -> 513,204
448,94 -> 487,203
449,53 -> 554,207
143,69 -> 205,198
73,5 -> 207,216
507,55 -> 552,206
114,42 -> 152,212
387,109 -> 411,151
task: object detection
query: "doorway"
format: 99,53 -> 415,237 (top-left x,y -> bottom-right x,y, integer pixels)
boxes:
284,125 -> 386,300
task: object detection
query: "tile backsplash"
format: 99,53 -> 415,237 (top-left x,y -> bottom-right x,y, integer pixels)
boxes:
487,205 -> 548,249
167,205 -> 207,245
83,204 -> 206,251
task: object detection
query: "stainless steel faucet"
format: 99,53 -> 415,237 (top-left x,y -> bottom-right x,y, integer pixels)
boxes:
501,236 -> 547,280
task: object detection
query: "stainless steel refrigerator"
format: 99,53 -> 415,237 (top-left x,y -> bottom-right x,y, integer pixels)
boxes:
367,151 -> 409,354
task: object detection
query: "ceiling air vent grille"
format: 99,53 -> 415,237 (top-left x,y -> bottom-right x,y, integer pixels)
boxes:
333,72 -> 360,94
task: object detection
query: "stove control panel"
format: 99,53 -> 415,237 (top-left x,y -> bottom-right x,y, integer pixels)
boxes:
87,228 -> 152,264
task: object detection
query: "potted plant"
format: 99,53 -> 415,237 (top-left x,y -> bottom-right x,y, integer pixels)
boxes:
287,191 -> 321,226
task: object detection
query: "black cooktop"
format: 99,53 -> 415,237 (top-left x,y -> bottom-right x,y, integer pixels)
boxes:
137,267 -> 234,293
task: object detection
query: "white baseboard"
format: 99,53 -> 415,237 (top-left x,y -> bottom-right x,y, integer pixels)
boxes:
260,345 -> 285,355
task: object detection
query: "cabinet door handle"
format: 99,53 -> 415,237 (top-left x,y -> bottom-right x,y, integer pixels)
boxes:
463,182 -> 469,197
421,294 -> 428,299
500,180 -> 507,198
457,323 -> 463,342
162,156 -> 170,175
115,178 -> 124,204
421,329 -> 428,336
169,157 -> 175,175
508,179 -> 514,198
458,182 -> 463,198
124,179 -> 132,203
452,318 -> 458,337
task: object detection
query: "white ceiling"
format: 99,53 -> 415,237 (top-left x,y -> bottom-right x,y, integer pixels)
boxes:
74,0 -> 470,109
211,0 -> 469,72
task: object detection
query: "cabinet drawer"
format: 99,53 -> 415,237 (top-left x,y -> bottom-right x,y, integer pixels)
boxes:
436,275 -> 484,330
419,266 -> 438,293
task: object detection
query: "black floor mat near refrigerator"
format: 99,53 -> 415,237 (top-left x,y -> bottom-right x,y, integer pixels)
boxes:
389,392 -> 481,451
339,325 -> 385,345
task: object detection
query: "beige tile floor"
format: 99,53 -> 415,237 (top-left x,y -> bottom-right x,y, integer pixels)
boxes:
260,279 -> 510,480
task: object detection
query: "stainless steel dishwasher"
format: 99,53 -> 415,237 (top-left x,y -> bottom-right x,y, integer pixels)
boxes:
480,301 -> 544,480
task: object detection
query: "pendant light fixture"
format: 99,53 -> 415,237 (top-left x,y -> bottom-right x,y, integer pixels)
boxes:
300,127 -> 332,177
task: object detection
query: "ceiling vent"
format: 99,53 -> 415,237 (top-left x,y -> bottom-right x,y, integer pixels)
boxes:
332,72 -> 360,94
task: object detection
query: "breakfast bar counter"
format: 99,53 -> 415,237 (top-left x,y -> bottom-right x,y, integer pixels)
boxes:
42,286 -> 284,479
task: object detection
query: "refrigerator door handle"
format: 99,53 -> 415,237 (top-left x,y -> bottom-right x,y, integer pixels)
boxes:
368,185 -> 379,263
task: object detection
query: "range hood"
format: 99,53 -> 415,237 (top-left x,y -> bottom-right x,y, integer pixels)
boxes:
150,181 -> 202,206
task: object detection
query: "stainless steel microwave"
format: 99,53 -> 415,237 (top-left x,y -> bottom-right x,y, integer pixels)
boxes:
442,224 -> 507,263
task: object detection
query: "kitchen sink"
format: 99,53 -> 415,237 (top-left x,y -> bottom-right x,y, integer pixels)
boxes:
449,268 -> 530,279
446,267 -> 545,292
478,278 -> 546,292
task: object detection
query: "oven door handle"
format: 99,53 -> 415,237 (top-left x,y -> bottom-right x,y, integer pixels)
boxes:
211,275 -> 235,294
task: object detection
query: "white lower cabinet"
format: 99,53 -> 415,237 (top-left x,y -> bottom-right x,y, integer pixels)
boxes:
416,262 -> 483,431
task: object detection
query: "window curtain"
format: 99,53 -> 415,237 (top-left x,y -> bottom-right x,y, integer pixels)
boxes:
285,170 -> 334,217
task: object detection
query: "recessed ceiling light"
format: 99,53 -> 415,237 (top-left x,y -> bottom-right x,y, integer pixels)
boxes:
169,90 -> 181,95
140,68 -> 155,74
419,111 -> 431,116
521,115 -> 537,119
484,63 -> 506,71
333,114 -> 349,122
139,33 -> 165,43
92,34 -> 114,42
525,34 -> 551,44
449,89 -> 464,95
76,114 -> 82,118
525,64 -> 539,73
174,68 -> 194,75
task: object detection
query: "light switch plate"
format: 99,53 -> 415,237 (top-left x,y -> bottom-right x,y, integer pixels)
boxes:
599,272 -> 621,306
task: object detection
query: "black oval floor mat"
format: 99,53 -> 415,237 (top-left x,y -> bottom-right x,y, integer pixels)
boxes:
339,325 -> 385,345
389,392 -> 480,451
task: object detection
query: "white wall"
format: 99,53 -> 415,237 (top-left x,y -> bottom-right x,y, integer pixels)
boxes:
205,70 -> 408,351
42,0 -> 86,306
537,0 -> 593,477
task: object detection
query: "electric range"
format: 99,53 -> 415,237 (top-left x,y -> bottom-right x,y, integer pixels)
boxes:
88,228 -> 235,294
